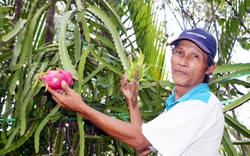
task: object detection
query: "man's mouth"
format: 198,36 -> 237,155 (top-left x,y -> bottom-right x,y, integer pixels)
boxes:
174,69 -> 188,76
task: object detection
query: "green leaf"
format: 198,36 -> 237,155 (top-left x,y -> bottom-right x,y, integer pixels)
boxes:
128,0 -> 167,81
77,10 -> 90,42
211,69 -> 250,84
89,48 -> 123,76
9,70 -> 21,95
87,6 -> 130,71
126,51 -> 148,82
224,114 -> 250,138
139,80 -> 175,90
82,64 -> 106,85
58,10 -> 78,79
0,121 -> 39,154
34,105 -> 61,153
19,4 -> 50,67
9,64 -> 23,71
109,107 -> 129,114
121,142 -> 135,154
220,79 -> 250,88
73,23 -> 81,62
11,28 -> 25,65
214,63 -> 250,74
20,64 -> 40,135
34,44 -> 59,53
221,129 -> 238,156
140,109 -> 164,117
77,46 -> 89,93
96,0 -> 127,35
76,113 -> 85,156
94,35 -> 116,51
223,91 -> 250,112
53,129 -> 65,154
232,140 -> 250,145
0,52 -> 12,62
75,0 -> 84,11
75,35 -> 89,156
1,20 -> 27,42
3,125 -> 20,150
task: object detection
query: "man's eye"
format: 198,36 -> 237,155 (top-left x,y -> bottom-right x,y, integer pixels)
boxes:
192,54 -> 200,59
174,50 -> 182,54
193,54 -> 199,58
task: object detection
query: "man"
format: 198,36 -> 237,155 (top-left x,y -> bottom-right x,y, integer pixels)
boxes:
48,28 -> 224,156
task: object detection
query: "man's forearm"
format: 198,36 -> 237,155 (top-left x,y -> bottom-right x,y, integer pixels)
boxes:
77,102 -> 149,150
126,98 -> 143,125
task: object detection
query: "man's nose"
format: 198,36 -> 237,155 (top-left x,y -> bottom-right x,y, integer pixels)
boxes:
178,56 -> 188,67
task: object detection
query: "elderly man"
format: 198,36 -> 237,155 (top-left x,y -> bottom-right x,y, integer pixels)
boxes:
48,28 -> 224,156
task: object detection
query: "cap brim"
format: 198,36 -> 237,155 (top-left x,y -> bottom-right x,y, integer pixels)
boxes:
170,37 -> 211,56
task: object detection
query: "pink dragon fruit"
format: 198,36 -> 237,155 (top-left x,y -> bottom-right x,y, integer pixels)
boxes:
38,69 -> 73,91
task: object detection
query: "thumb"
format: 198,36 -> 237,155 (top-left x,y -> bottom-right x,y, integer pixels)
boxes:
61,80 -> 70,92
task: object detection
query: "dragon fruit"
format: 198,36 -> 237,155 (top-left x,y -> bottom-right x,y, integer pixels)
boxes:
38,69 -> 73,91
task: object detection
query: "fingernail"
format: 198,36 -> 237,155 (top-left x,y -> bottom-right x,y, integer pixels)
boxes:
61,80 -> 66,86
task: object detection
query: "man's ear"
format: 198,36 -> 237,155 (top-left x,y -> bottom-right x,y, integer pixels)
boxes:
206,63 -> 217,75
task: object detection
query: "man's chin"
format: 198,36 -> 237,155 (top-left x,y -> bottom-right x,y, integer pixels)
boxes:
173,79 -> 189,87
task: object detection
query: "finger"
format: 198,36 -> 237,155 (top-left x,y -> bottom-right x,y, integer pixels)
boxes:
62,91 -> 67,95
122,73 -> 127,78
121,73 -> 129,82
48,87 -> 65,101
61,80 -> 71,94
120,78 -> 127,90
137,148 -> 152,156
120,76 -> 127,85
57,90 -> 67,95
120,82 -> 129,92
51,96 -> 64,107
48,87 -> 58,96
58,90 -> 64,94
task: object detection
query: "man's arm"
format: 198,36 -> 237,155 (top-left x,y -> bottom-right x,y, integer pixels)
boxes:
48,81 -> 151,152
120,73 -> 153,155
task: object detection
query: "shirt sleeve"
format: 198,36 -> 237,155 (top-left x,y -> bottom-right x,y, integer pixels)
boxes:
142,100 -> 218,156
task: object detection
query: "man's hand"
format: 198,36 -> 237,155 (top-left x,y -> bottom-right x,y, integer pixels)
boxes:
47,80 -> 85,112
120,73 -> 133,99
120,66 -> 139,108
137,147 -> 153,156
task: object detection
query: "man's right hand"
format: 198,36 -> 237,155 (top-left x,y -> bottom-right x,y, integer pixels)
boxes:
137,147 -> 153,156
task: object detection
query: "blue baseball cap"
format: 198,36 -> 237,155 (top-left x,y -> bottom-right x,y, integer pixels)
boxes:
170,28 -> 217,59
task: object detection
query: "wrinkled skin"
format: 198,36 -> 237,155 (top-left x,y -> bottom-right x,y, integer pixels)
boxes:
120,73 -> 152,155
120,66 -> 139,108
171,40 -> 216,100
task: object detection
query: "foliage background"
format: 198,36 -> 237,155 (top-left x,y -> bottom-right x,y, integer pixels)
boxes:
0,0 -> 249,155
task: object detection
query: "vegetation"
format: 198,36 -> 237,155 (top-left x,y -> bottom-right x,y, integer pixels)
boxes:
0,0 -> 249,155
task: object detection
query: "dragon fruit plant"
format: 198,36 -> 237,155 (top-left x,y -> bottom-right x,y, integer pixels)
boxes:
35,68 -> 74,91
126,50 -> 150,82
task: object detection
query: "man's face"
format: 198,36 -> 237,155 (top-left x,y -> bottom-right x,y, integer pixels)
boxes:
171,40 -> 207,89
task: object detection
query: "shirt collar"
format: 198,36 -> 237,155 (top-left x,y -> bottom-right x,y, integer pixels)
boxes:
165,83 -> 209,111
